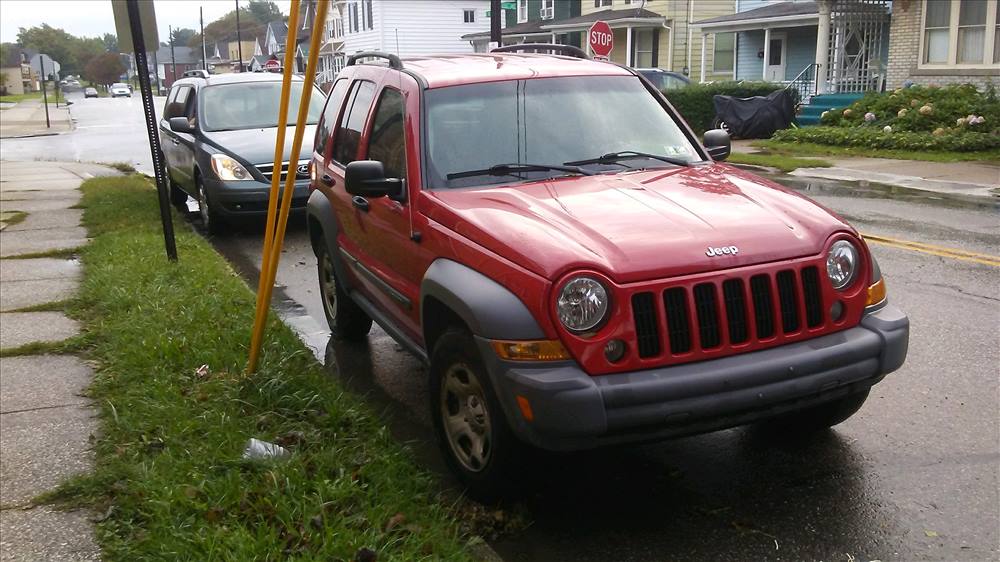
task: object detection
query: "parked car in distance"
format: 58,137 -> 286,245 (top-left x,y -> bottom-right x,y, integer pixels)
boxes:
84,87 -> 99,98
636,68 -> 692,90
306,48 -> 909,501
110,83 -> 131,97
158,72 -> 324,233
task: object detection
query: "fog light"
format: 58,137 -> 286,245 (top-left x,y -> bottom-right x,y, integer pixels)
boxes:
604,339 -> 626,363
829,300 -> 845,322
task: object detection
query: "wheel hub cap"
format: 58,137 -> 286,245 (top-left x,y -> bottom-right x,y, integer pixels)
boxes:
441,363 -> 492,472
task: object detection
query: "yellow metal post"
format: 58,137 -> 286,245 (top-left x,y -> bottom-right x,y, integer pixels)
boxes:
247,0 -> 328,373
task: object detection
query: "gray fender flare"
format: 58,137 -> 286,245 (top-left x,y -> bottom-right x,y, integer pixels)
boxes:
421,259 -> 545,340
306,190 -> 354,291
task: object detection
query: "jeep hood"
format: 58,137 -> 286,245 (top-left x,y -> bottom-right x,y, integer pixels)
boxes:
420,164 -> 855,284
200,125 -> 315,167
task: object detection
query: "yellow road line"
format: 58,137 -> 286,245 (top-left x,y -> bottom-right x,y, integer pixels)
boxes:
863,234 -> 1000,267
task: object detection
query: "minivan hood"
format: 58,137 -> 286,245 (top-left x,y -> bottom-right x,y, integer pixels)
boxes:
421,164 -> 855,284
201,125 -> 316,168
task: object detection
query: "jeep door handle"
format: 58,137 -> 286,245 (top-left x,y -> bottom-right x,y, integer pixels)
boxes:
320,174 -> 334,187
352,196 -> 370,212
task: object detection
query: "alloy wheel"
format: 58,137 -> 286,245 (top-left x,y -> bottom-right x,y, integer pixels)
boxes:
320,250 -> 338,322
440,363 -> 492,472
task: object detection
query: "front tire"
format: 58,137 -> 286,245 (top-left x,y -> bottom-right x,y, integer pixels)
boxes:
316,241 -> 372,340
195,176 -> 224,234
430,329 -> 529,502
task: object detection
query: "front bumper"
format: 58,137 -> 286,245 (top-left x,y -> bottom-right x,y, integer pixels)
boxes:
478,305 -> 909,452
203,177 -> 310,217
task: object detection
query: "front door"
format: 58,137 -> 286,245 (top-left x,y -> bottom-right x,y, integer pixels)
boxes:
765,32 -> 787,82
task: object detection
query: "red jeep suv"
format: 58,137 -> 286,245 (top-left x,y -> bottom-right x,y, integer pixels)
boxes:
306,46 -> 909,499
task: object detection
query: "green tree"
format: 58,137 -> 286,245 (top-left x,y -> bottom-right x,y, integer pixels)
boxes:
187,1 -> 281,49
84,51 -> 125,87
17,24 -> 77,72
246,0 -> 283,24
102,33 -> 118,53
170,27 -> 196,47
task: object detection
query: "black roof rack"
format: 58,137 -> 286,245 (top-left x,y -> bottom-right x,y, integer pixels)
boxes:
346,51 -> 403,70
490,43 -> 589,59
182,69 -> 210,79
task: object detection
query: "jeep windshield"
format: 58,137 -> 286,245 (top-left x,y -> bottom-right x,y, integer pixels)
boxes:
425,75 -> 700,189
200,82 -> 324,132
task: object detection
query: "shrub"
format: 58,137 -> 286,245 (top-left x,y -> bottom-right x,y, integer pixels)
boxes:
771,126 -> 1000,152
817,83 -> 1000,136
663,81 -> 788,134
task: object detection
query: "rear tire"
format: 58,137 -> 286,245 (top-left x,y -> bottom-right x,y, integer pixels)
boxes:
430,329 -> 530,502
316,241 -> 372,341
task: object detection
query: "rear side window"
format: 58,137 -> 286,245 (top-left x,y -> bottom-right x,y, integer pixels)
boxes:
315,79 -> 350,158
163,87 -> 179,118
365,88 -> 406,181
333,80 -> 375,166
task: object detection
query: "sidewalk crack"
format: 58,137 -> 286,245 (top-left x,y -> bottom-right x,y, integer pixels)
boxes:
0,402 -> 90,415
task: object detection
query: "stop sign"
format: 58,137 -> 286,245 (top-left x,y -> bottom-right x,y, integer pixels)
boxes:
588,21 -> 613,59
264,59 -> 280,71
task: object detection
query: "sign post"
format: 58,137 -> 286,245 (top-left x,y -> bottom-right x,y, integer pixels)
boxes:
588,21 -> 614,60
114,0 -> 178,262
30,54 -> 60,128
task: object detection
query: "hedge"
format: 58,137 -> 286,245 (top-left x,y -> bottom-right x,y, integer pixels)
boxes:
770,126 -> 1000,152
663,81 -> 788,134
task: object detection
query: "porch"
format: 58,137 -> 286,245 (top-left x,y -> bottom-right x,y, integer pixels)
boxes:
540,8 -> 668,67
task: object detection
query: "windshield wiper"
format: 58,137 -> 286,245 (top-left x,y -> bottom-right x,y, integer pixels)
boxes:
447,163 -> 594,181
564,150 -> 691,168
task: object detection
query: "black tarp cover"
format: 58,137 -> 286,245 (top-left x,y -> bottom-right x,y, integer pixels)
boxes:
712,89 -> 797,139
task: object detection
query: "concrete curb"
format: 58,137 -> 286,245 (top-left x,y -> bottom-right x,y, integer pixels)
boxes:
790,166 -> 999,199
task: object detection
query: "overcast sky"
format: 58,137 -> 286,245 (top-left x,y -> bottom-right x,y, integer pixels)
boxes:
0,0 -> 292,45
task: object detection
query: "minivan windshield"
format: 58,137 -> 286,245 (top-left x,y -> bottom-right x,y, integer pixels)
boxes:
200,82 -> 324,132
425,75 -> 699,189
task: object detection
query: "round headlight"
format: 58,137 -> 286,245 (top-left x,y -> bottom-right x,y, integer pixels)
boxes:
557,276 -> 609,333
826,240 -> 859,289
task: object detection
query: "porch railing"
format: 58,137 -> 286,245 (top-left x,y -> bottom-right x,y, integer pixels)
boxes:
785,63 -> 819,104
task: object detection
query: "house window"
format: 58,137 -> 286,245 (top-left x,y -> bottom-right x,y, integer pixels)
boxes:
921,0 -> 999,66
541,0 -> 554,20
349,3 -> 358,33
713,32 -> 735,72
464,9 -> 475,23
595,0 -> 612,7
634,29 -> 654,67
363,0 -> 373,30
517,0 -> 527,23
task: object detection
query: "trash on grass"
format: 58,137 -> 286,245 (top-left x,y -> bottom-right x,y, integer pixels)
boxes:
242,438 -> 290,460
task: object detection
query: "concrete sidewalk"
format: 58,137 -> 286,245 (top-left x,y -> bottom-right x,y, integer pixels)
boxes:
0,160 -> 117,561
0,100 -> 73,139
731,139 -> 1000,198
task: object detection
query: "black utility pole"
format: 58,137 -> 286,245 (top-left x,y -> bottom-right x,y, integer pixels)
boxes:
125,0 -> 178,261
39,57 -> 50,128
490,0 -> 501,46
235,0 -> 244,72
200,6 -> 208,71
169,25 -> 176,86
152,48 -> 160,95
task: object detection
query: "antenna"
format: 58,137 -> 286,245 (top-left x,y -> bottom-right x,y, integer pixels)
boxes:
394,28 -> 400,56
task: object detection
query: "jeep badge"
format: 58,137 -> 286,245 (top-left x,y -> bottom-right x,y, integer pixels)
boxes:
706,246 -> 739,257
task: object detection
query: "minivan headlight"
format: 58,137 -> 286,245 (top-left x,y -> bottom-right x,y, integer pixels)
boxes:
826,240 -> 859,289
557,276 -> 609,333
210,154 -> 252,181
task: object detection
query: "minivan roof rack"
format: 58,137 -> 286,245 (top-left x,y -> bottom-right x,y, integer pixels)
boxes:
491,43 -> 589,59
182,69 -> 210,79
346,51 -> 403,70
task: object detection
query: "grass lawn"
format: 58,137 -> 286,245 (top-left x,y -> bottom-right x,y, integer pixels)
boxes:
0,89 -> 66,104
727,152 -> 832,172
754,140 -> 1000,163
40,175 -> 481,560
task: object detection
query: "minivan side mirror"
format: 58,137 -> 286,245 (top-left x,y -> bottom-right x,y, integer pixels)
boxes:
703,129 -> 731,161
169,116 -> 196,134
345,160 -> 404,199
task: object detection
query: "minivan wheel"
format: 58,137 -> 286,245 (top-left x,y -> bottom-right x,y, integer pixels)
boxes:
316,241 -> 372,340
430,329 -> 529,502
196,177 -> 223,234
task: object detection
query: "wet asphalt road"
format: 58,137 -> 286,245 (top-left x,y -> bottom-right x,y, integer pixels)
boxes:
3,92 -> 998,561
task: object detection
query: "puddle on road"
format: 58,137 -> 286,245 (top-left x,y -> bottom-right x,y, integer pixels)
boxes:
762,173 -> 999,212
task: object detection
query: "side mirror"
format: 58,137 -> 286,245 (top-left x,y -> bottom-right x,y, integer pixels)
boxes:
345,160 -> 404,199
703,128 -> 731,161
169,116 -> 195,134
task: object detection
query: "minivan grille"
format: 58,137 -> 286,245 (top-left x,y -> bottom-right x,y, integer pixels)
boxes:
631,265 -> 826,362
255,161 -> 309,181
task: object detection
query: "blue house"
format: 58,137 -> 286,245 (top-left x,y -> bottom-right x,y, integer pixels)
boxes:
694,0 -> 891,124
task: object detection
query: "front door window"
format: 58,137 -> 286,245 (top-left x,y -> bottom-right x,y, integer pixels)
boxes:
765,34 -> 786,81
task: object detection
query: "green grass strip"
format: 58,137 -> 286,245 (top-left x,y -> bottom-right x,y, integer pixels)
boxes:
727,153 -> 832,172
45,175 -> 475,560
752,140 -> 1000,163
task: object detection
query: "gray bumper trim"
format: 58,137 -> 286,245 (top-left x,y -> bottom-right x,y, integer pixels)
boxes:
477,305 -> 909,451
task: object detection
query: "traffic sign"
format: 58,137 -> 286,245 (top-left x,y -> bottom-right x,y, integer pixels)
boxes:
29,54 -> 60,79
588,21 -> 613,59
264,59 -> 281,71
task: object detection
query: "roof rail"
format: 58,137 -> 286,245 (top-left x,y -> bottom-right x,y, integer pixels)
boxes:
346,51 -> 403,70
182,69 -> 210,79
490,43 -> 589,59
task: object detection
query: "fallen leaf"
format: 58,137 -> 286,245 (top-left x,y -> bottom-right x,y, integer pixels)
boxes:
385,513 -> 406,532
205,507 -> 224,523
195,364 -> 210,378
924,530 -> 939,537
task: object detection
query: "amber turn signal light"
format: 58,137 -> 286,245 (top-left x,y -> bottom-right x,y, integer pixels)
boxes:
866,277 -> 887,307
491,340 -> 570,361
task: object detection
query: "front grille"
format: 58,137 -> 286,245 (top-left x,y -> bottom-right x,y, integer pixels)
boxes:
631,264 -> 827,363
254,161 -> 309,181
